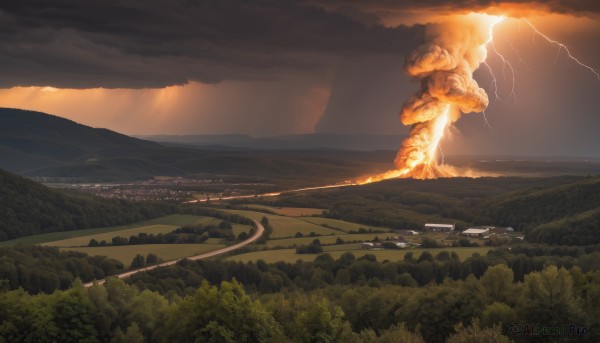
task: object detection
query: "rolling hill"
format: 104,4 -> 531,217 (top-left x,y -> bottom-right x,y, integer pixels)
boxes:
0,108 -> 390,183
0,168 -> 176,241
0,108 -> 179,179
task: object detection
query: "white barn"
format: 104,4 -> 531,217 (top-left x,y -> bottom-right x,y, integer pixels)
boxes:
462,227 -> 491,237
423,223 -> 455,232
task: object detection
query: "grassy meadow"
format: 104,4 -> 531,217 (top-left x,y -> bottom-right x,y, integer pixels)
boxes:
221,209 -> 341,238
0,214 -> 219,247
265,233 -> 397,248
9,204 -> 491,267
226,246 -> 491,264
298,217 -> 388,232
61,243 -> 225,265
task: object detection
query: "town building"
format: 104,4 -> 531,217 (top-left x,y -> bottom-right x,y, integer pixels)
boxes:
423,223 -> 455,232
462,227 -> 492,237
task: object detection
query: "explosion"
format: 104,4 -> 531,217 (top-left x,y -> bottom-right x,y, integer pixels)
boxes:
360,14 -> 504,183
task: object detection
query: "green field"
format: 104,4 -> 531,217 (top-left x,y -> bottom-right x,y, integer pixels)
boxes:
244,204 -> 325,217
299,217 -> 388,233
63,243 -> 225,265
226,246 -> 490,263
221,210 -> 340,238
266,233 -> 397,248
231,224 -> 253,237
0,214 -> 220,247
45,215 -> 234,248
44,224 -> 181,247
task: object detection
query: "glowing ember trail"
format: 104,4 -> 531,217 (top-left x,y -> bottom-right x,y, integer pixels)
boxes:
359,14 -> 505,184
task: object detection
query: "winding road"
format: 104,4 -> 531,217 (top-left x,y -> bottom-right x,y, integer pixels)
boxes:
84,181 -> 353,287
186,182 -> 355,203
83,219 -> 264,288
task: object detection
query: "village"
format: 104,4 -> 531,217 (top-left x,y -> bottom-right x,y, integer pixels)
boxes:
42,176 -> 268,202
361,223 -> 524,250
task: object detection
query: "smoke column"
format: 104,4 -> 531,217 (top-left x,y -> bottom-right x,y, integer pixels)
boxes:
361,14 -> 503,183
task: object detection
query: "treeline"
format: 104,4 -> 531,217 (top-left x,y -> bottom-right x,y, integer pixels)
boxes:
89,221 -> 238,246
0,169 -> 177,241
0,278 -> 429,343
2,263 -> 597,342
0,245 -> 124,293
127,245 -> 600,297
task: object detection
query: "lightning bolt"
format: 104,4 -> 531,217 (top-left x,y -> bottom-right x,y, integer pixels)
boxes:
485,19 -> 518,105
509,42 -> 532,71
523,19 -> 600,81
482,61 -> 504,103
490,41 -> 519,104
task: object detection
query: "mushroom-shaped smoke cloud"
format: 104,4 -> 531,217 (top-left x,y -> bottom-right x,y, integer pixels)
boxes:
361,14 -> 503,182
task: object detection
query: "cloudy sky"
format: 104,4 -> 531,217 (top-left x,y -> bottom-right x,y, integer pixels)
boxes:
0,0 -> 599,156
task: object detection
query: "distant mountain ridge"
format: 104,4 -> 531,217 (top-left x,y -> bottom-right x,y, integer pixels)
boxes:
0,108 -> 391,182
0,108 -> 172,178
136,133 -> 404,151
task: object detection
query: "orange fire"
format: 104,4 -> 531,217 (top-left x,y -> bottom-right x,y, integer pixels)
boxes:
359,105 -> 454,184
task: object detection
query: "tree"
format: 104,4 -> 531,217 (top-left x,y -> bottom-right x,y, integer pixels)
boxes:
126,290 -> 169,340
219,221 -> 232,229
87,284 -> 118,342
146,253 -> 159,265
447,319 -> 510,343
377,323 -> 425,343
51,280 -> 99,343
335,269 -> 351,285
395,273 -> 418,287
110,322 -> 144,343
479,264 -> 516,305
518,265 -> 583,327
421,238 -> 440,248
88,239 -> 99,247
111,236 -> 128,246
417,251 -> 433,263
159,280 -> 282,343
130,255 -> 145,269
481,302 -> 516,329
258,273 -> 284,293
292,297 -> 353,343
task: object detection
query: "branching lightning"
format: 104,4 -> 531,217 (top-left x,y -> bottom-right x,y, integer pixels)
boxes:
509,42 -> 532,71
523,19 -> 600,81
485,18 -> 519,105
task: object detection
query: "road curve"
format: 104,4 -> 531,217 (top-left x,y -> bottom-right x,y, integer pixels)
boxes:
84,219 -> 264,288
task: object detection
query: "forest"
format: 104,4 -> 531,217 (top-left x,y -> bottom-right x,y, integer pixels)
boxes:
1,243 -> 600,341
0,169 -> 177,241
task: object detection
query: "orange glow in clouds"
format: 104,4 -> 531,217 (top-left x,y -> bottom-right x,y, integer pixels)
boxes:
0,81 -> 329,136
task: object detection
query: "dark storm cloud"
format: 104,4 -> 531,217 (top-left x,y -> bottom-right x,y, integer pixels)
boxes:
314,0 -> 600,17
0,0 -> 423,88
